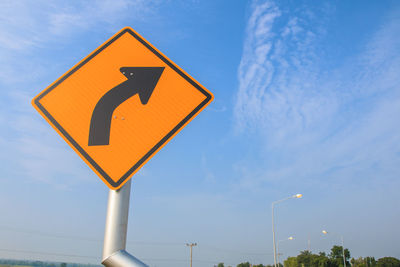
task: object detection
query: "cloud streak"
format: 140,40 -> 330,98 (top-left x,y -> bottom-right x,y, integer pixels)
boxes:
0,0 -> 157,51
234,0 -> 400,190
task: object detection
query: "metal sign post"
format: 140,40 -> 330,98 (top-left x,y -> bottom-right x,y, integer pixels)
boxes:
102,180 -> 147,267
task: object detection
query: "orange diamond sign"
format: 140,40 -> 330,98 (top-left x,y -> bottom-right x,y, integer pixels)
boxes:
32,27 -> 213,190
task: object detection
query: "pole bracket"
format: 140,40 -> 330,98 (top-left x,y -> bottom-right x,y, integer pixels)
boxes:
102,250 -> 147,267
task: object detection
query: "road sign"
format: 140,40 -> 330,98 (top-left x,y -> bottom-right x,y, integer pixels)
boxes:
32,27 -> 213,190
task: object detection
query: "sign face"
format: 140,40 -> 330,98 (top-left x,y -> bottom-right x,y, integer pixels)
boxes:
32,27 -> 213,190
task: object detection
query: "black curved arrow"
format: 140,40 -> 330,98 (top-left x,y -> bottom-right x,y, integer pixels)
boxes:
88,67 -> 165,146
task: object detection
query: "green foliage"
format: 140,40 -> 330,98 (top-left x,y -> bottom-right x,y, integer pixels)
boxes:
236,263 -> 275,267
297,250 -> 313,267
351,256 -> 377,267
312,252 -> 330,267
376,257 -> 400,267
279,245 -> 399,267
284,256 -> 298,267
329,245 -> 350,267
285,250 -> 331,267
0,260 -> 100,267
282,247 -> 353,267
367,257 -> 377,267
330,245 -> 350,260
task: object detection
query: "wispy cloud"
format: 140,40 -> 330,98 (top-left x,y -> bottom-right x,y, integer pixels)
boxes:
0,0 -> 160,85
234,0 -> 400,190
235,0 -> 330,138
0,0 -> 157,51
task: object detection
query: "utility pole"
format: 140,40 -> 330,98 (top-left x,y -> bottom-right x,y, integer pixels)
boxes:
186,243 -> 197,267
271,194 -> 303,267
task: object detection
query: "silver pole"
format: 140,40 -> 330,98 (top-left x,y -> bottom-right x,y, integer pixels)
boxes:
272,203 -> 277,267
271,194 -> 302,267
322,230 -> 347,267
186,243 -> 197,267
341,235 -> 346,267
102,180 -> 148,267
276,237 -> 293,267
276,237 -> 280,267
190,245 -> 193,267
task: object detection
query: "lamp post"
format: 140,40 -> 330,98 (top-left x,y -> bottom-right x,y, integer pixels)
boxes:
272,194 -> 302,267
277,236 -> 294,266
186,243 -> 197,267
322,230 -> 346,267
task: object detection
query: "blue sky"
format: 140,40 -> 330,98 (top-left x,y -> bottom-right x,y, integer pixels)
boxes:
0,0 -> 400,266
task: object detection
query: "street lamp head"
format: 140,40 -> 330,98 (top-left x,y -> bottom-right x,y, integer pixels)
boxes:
322,230 -> 328,235
295,194 -> 303,198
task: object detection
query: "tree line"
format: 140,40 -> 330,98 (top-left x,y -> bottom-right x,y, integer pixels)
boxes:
0,259 -> 100,267
215,245 -> 400,267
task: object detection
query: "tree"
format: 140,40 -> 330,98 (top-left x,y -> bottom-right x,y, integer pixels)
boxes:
311,252 -> 330,267
376,257 -> 400,267
350,257 -> 377,267
329,245 -> 350,267
298,250 -> 313,267
284,256 -> 298,267
366,257 -> 377,267
233,247 -> 397,267
283,250 -> 334,267
351,257 -> 366,267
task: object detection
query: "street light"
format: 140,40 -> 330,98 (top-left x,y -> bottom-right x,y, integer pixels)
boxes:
322,230 -> 346,267
186,243 -> 197,267
277,236 -> 294,266
272,194 -> 302,267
